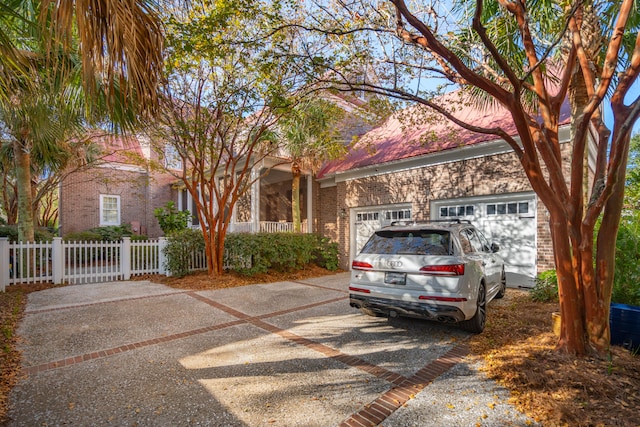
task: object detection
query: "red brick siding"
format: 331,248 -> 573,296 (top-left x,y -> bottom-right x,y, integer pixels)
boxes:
60,165 -> 174,238
318,186 -> 338,242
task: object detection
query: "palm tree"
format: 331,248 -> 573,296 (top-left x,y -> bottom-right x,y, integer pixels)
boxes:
0,0 -> 163,241
279,99 -> 346,232
1,0 -> 164,116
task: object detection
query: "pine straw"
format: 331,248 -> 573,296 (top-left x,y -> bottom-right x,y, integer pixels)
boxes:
0,283 -> 66,424
470,290 -> 640,427
134,264 -> 343,290
2,275 -> 639,426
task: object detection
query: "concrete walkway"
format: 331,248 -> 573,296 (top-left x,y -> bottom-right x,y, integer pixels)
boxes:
6,273 -> 536,426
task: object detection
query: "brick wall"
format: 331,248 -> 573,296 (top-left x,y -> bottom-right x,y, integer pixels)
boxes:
59,165 -> 175,238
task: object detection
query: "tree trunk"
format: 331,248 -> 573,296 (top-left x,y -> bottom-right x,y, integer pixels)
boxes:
588,131 -> 632,352
549,211 -> 589,355
1,178 -> 17,224
13,138 -> 35,242
291,161 -> 301,233
211,222 -> 226,277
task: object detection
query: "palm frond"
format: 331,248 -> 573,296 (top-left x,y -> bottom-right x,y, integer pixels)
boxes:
41,0 -> 164,117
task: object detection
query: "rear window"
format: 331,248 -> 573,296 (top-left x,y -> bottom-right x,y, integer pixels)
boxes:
360,230 -> 452,255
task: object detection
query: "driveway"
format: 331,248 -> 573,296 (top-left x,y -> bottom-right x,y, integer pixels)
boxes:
6,273 -> 536,426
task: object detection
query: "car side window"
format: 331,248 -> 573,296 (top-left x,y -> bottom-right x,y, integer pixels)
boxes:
467,229 -> 485,253
476,230 -> 491,252
458,230 -> 474,254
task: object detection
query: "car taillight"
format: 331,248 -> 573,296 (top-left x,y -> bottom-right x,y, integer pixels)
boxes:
419,264 -> 465,276
349,286 -> 371,293
352,260 -> 374,270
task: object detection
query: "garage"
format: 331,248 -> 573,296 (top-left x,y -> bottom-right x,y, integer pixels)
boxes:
349,194 -> 537,288
430,192 -> 537,287
351,204 -> 412,257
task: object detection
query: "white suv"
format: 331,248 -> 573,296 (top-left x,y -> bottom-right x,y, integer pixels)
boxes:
349,221 -> 506,333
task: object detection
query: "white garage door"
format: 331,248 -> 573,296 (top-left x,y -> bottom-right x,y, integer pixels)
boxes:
352,206 -> 412,256
431,193 -> 537,287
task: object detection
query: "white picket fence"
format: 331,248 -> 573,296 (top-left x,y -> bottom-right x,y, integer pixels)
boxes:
0,237 -> 226,291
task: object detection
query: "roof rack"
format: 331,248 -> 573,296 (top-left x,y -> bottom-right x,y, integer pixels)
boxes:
388,219 -> 472,226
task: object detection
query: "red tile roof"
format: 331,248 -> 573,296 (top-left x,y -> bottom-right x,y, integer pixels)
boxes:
317,94 -> 571,178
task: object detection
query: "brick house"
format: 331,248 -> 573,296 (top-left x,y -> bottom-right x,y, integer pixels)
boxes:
60,95 -> 582,287
59,93 -> 372,237
314,100 -> 578,287
59,134 -> 176,238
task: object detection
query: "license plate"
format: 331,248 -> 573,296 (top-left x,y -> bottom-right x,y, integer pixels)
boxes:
385,272 -> 406,285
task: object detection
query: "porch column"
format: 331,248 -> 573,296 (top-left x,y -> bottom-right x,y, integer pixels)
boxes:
306,174 -> 313,233
251,167 -> 260,233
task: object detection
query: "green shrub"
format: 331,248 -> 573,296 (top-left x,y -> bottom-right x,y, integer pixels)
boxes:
0,225 -> 55,242
90,224 -> 134,241
0,225 -> 19,242
314,237 -> 340,271
163,229 -> 205,277
154,201 -> 190,235
63,230 -> 103,242
612,220 -> 640,306
223,233 -> 339,276
531,269 -> 558,303
63,225 -> 147,242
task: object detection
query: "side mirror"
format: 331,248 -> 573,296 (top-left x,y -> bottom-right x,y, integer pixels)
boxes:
490,242 -> 500,253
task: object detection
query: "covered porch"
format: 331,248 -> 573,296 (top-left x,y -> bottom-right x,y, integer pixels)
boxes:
176,162 -> 313,234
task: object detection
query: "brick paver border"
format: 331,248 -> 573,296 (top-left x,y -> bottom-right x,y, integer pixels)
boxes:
21,280 -> 470,426
339,344 -> 470,427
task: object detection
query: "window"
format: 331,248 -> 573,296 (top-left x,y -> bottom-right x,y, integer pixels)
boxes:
487,201 -> 529,216
385,209 -> 411,221
356,212 -> 380,221
164,145 -> 183,170
360,230 -> 451,255
439,205 -> 474,218
466,229 -> 485,252
518,202 -> 529,214
458,230 -> 473,254
100,195 -> 120,226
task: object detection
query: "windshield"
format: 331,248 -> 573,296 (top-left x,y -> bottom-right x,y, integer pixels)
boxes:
360,230 -> 452,255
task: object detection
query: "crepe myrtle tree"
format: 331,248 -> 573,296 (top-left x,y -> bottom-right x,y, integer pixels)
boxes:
148,0 -> 298,276
278,0 -> 640,355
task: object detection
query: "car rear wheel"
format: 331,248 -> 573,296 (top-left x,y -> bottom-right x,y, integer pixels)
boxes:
495,268 -> 507,299
461,282 -> 486,333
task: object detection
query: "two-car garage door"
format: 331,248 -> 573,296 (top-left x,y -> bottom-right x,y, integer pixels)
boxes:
430,193 -> 537,287
351,193 -> 537,287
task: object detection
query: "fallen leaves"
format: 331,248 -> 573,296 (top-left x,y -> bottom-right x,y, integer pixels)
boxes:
469,290 -> 640,427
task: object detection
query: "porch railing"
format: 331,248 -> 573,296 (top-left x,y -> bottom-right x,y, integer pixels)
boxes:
227,221 -> 308,233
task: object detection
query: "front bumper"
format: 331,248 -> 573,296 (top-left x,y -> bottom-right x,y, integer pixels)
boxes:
350,294 -> 466,323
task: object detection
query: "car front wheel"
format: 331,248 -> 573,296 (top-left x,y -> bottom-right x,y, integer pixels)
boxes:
495,268 -> 507,299
461,282 -> 486,333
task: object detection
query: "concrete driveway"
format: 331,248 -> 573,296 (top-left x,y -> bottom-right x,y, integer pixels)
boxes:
6,273 -> 536,426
